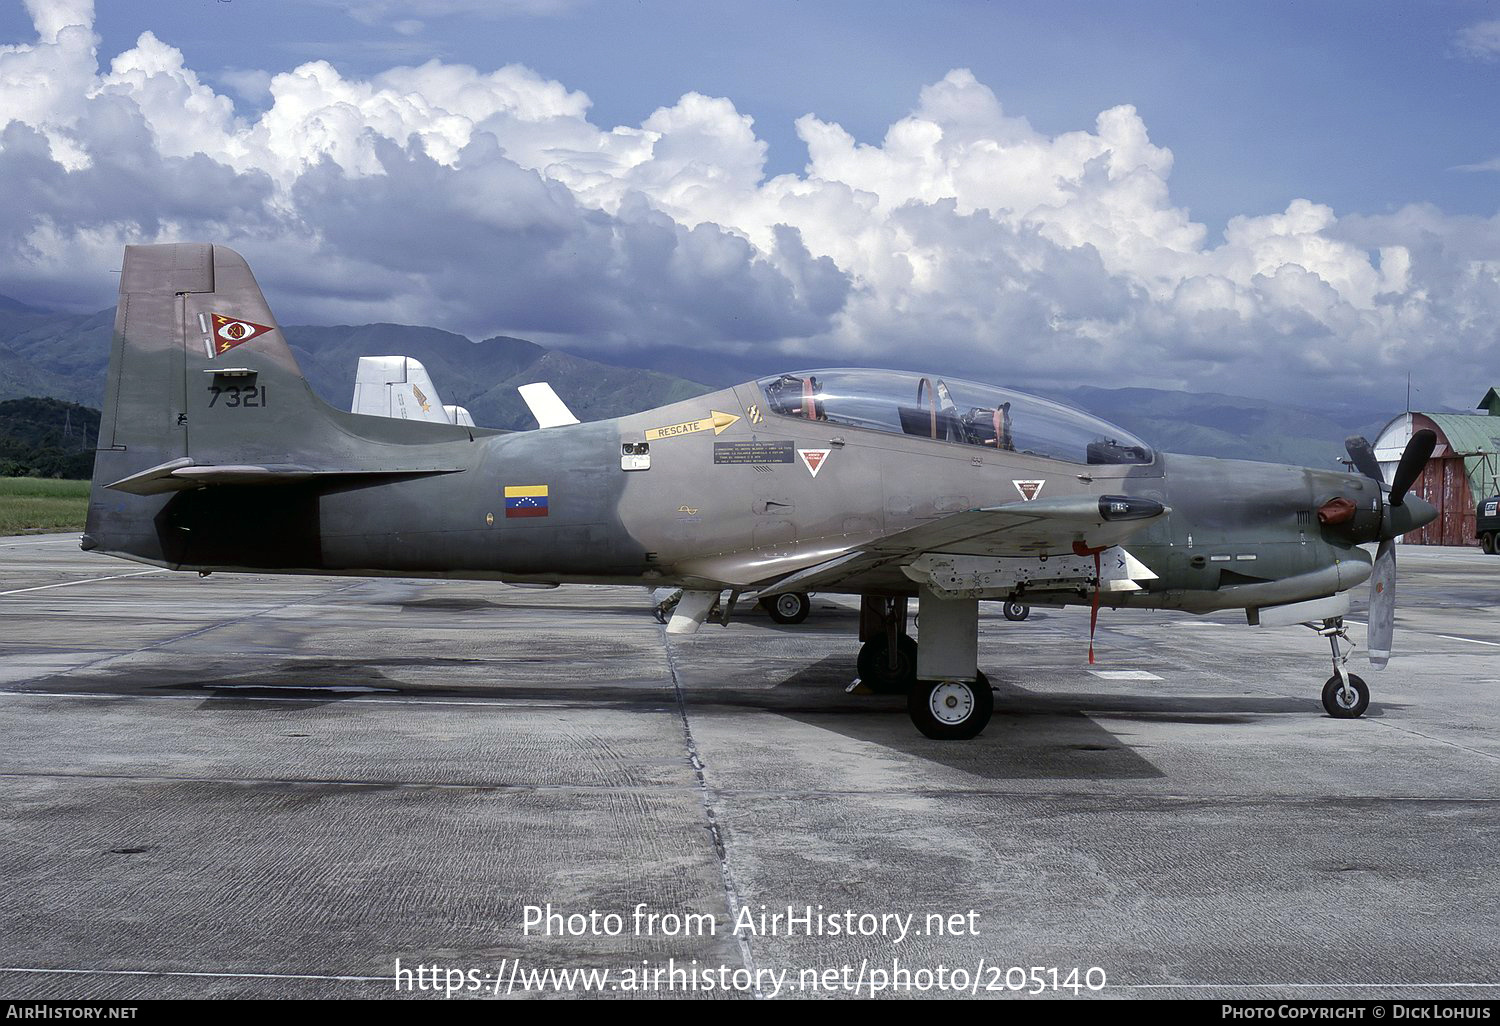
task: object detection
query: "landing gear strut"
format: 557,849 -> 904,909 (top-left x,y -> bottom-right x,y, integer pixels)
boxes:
857,596 -> 916,694
855,590 -> 995,739
1313,617 -> 1369,718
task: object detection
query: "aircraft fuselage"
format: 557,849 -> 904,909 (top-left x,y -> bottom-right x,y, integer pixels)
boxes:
96,380 -> 1380,617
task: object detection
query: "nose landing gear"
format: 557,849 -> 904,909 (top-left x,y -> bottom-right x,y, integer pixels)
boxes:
1312,617 -> 1370,718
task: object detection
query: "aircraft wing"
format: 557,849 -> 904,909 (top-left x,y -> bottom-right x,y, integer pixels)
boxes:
757,494 -> 1166,594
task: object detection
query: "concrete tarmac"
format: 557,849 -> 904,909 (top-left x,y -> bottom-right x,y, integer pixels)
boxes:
1,533 -> 1497,1000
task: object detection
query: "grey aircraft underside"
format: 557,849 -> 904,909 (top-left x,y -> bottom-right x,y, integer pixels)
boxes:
83,244 -> 1439,739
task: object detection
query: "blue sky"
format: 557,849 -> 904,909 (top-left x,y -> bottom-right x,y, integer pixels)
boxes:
0,0 -> 1496,406
21,0 -> 1492,232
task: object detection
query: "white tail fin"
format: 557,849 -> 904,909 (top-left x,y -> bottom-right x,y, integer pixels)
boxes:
518,382 -> 580,428
352,355 -> 455,425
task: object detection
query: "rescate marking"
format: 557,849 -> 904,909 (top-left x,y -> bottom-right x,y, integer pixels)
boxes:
645,411 -> 740,441
1013,479 -> 1045,501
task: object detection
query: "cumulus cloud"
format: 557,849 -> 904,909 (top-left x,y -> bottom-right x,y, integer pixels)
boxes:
0,1 -> 1496,408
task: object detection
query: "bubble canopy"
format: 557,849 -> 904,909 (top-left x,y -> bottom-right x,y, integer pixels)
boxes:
756,369 -> 1154,466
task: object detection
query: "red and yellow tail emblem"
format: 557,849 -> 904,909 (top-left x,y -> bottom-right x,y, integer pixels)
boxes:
210,313 -> 274,357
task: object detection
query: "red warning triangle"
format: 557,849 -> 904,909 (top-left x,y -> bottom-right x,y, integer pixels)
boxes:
798,448 -> 831,477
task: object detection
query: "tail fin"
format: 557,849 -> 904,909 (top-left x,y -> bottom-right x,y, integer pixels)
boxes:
85,243 -> 471,566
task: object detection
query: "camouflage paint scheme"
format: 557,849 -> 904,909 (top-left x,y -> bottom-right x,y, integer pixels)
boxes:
83,244 -> 1437,735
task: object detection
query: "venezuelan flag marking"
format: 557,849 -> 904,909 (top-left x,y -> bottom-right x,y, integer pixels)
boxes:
503,484 -> 549,518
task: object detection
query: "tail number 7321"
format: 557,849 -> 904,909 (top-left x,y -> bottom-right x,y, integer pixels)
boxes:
207,385 -> 267,408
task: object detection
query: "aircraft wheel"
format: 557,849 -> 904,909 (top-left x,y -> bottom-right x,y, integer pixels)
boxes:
908,672 -> 993,740
1003,601 -> 1030,621
857,632 -> 918,694
1321,674 -> 1369,719
762,592 -> 811,625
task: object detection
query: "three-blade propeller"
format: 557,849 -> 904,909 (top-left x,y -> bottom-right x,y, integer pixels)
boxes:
1343,429 -> 1437,669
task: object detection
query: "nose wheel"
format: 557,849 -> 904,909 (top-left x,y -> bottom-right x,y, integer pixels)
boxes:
908,673 -> 993,740
1322,673 -> 1369,718
1311,617 -> 1370,718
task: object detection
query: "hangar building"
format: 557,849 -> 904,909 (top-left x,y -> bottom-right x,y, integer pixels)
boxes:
1372,388 -> 1500,546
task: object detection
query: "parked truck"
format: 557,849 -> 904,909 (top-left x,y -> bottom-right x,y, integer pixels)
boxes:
1480,495 -> 1500,554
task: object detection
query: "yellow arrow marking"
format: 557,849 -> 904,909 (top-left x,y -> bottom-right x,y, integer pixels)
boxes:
644,411 -> 740,441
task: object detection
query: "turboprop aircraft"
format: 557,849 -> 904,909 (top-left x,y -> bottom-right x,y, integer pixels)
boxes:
83,244 -> 1439,740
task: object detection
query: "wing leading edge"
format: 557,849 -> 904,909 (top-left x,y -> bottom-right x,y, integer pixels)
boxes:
757,494 -> 1167,596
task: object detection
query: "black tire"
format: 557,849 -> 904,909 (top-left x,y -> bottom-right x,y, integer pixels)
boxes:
762,592 -> 811,625
1321,673 -> 1370,718
1003,601 -> 1030,621
908,672 -> 994,740
1483,533 -> 1496,555
856,632 -> 918,694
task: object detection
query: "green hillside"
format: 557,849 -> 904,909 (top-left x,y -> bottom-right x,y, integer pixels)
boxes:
0,397 -> 99,479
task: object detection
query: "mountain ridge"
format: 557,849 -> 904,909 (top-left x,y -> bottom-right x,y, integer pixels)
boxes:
0,294 -> 1405,465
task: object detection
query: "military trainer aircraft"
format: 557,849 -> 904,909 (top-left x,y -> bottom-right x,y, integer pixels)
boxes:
84,244 -> 1439,739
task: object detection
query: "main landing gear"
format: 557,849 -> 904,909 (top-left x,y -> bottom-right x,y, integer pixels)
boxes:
857,596 -> 918,694
1313,617 -> 1370,719
908,673 -> 993,741
761,591 -> 811,624
856,592 -> 994,739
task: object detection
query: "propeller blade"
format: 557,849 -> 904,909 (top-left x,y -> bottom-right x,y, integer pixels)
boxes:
1367,538 -> 1395,669
1389,429 -> 1436,507
1344,435 -> 1383,482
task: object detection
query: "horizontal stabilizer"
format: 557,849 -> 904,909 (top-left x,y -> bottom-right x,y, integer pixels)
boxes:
105,457 -> 462,495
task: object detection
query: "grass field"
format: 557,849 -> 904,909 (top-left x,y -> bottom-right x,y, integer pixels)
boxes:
0,477 -> 89,535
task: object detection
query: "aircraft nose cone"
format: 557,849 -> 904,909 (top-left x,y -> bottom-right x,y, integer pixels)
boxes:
1383,493 -> 1438,540
1403,494 -> 1438,531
